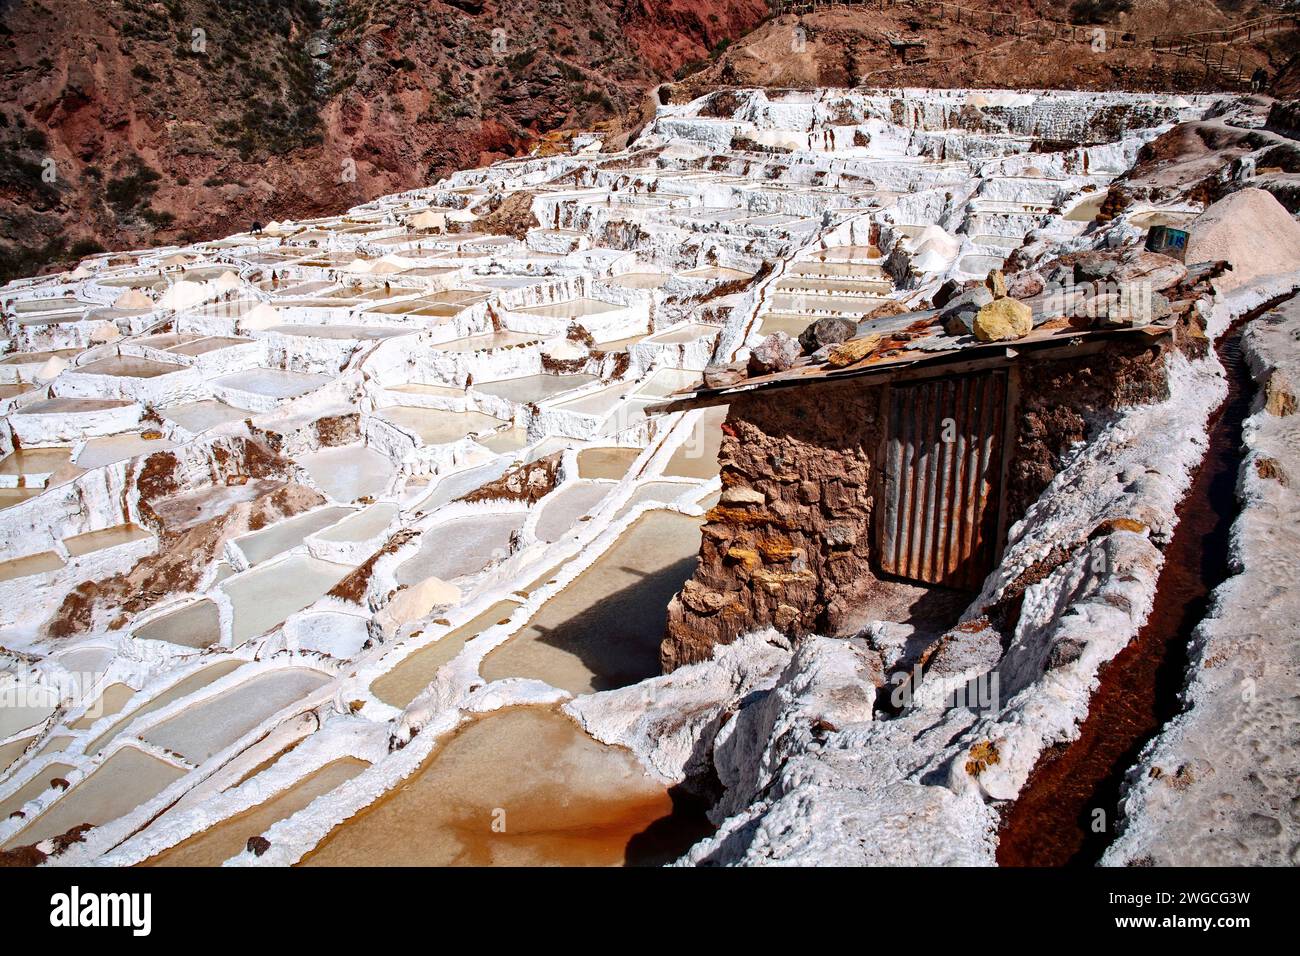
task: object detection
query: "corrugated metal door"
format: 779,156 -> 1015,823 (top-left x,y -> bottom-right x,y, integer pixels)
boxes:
878,370 -> 1008,590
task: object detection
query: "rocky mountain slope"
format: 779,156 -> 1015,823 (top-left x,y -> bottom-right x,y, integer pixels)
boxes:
0,0 -> 769,280
668,0 -> 1297,99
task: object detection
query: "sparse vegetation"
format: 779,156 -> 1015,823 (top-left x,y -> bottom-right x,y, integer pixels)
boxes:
1069,0 -> 1133,25
104,161 -> 162,216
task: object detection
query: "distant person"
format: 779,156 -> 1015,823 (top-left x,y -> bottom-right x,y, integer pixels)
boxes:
251,220 -> 264,236
1251,68 -> 1268,92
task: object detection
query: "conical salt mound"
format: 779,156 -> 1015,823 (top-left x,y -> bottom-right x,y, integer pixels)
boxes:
156,280 -> 209,311
113,288 -> 154,310
35,355 -> 68,383
410,210 -> 444,230
215,270 -> 243,290
241,302 -> 283,331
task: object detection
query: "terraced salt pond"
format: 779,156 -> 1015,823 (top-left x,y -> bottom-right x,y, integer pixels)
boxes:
69,682 -> 135,729
371,600 -> 521,708
301,708 -> 695,866
608,272 -> 668,289
314,503 -> 398,544
0,688 -> 57,740
83,660 -> 246,755
534,481 -> 611,542
74,356 -> 183,379
0,762 -> 76,826
0,446 -> 75,481
663,407 -> 726,479
63,523 -> 152,557
472,372 -> 596,404
0,550 -> 65,583
410,460 -> 511,515
481,510 -> 702,693
432,331 -> 535,352
161,400 -> 249,433
140,668 -> 331,764
144,757 -> 371,867
74,433 -> 175,468
2,747 -> 185,848
131,599 -> 221,649
220,556 -> 352,645
299,444 -> 394,502
234,505 -> 354,565
0,735 -> 35,774
379,406 -> 506,445
211,368 -> 329,401
0,487 -> 44,511
515,297 -> 621,320
577,446 -> 641,480
613,481 -> 696,519
393,513 -> 525,584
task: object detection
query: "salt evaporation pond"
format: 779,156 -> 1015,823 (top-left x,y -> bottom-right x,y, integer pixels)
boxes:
140,668 -> 331,764
0,446 -> 74,479
63,523 -> 152,557
370,600 -> 520,708
314,503 -> 398,544
613,481 -> 696,519
234,505 -> 354,565
534,481 -> 610,542
220,555 -> 352,645
161,400 -> 248,433
143,758 -> 370,867
379,406 -> 506,445
0,692 -> 57,739
0,735 -> 34,775
74,433 -> 176,468
472,372 -> 596,404
0,550 -> 64,583
69,682 -> 135,729
132,599 -> 221,649
301,708 -> 699,866
663,407 -> 726,479
3,748 -> 185,849
481,510 -> 701,693
577,446 -> 641,480
0,762 -> 76,825
299,444 -> 394,502
394,513 -> 525,584
83,660 -> 245,755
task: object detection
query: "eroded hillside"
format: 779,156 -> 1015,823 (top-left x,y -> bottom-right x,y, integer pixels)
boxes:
0,0 -> 769,280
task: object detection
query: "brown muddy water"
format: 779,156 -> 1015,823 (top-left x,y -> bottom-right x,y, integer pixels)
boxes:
300,708 -> 711,867
997,294 -> 1294,866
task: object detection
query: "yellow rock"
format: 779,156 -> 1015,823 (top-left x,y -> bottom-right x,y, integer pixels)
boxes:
825,334 -> 881,368
1265,374 -> 1296,417
965,739 -> 1001,776
1095,517 -> 1148,536
1255,456 -> 1288,485
985,269 -> 1008,297
973,298 -> 1032,342
725,547 -> 761,571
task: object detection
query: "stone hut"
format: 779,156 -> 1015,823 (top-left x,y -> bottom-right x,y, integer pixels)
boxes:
659,256 -> 1219,670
